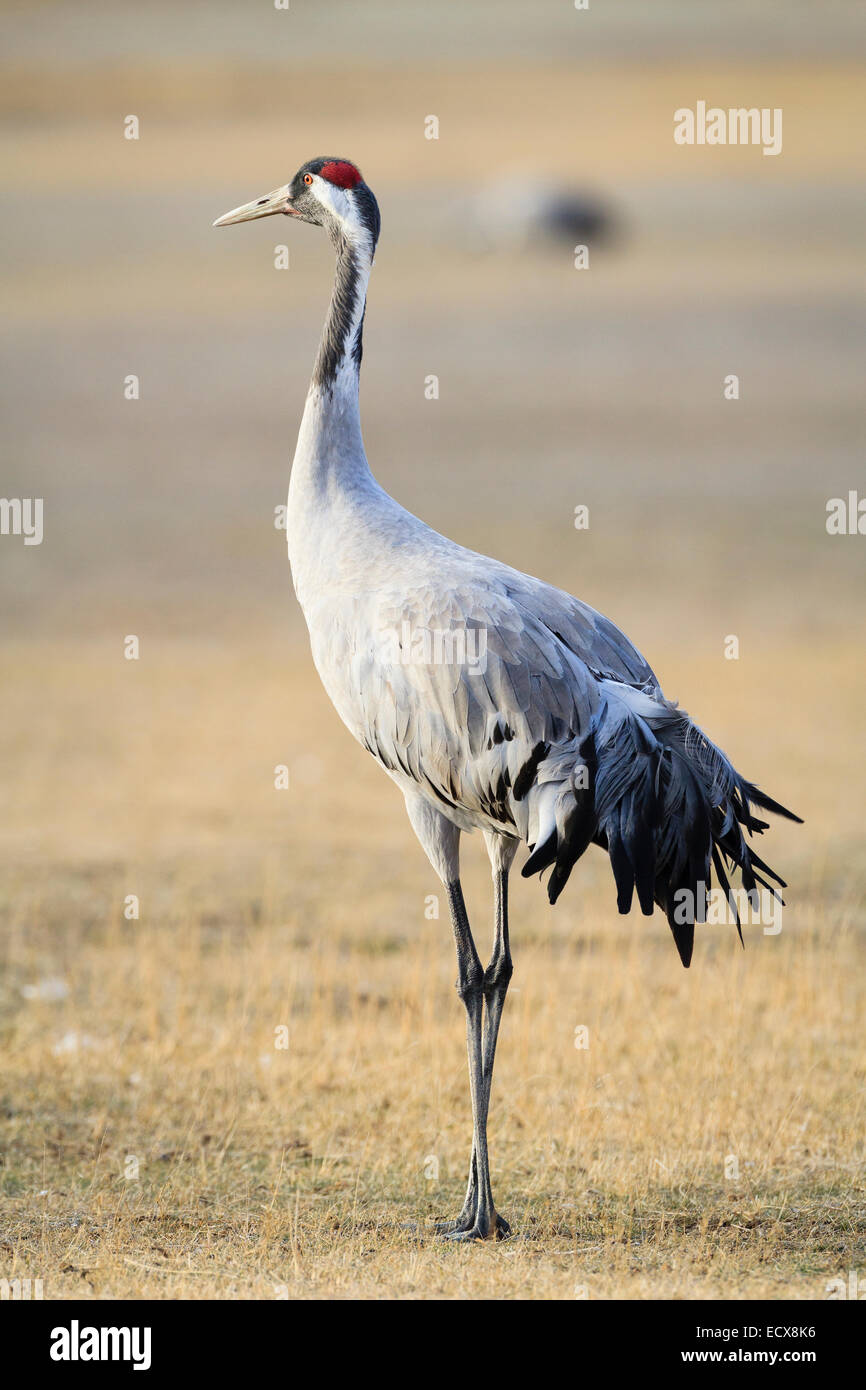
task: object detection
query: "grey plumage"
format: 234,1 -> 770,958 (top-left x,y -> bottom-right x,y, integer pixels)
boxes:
306,512 -> 800,970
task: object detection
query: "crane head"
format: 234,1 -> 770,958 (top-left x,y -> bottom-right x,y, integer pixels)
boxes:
213,157 -> 380,254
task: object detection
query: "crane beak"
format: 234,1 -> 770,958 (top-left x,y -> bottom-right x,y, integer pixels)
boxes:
213,184 -> 295,227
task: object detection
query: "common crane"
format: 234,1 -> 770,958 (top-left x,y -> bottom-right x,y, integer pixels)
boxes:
214,158 -> 800,1241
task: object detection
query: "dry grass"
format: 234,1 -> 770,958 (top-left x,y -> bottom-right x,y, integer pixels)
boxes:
1,636 -> 863,1299
1,7 -> 863,1301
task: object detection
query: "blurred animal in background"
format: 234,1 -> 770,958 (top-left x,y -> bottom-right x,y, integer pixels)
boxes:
465,174 -> 617,253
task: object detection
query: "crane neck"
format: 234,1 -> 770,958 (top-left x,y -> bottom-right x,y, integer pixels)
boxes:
313,228 -> 371,392
293,227 -> 373,483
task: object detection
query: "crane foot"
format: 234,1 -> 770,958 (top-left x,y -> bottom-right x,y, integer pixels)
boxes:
439,1212 -> 511,1242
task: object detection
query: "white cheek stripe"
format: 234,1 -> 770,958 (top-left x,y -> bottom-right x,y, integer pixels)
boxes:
310,178 -> 373,259
311,178 -> 353,225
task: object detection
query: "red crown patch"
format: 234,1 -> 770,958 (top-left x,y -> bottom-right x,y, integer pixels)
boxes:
319,160 -> 362,189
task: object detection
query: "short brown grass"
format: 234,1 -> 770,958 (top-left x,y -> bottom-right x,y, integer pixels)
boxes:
1,637 -> 862,1299
1,19 -> 863,1300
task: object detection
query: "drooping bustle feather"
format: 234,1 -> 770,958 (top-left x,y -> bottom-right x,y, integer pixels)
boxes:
521,684 -> 801,968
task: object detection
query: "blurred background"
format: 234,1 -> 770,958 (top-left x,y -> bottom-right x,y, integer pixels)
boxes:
1,1 -> 864,1298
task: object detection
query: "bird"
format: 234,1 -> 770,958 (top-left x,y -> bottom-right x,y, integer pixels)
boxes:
467,174 -> 615,254
214,157 -> 801,1242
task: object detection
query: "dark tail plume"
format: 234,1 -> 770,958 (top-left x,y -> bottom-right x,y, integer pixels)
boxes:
522,687 -> 801,967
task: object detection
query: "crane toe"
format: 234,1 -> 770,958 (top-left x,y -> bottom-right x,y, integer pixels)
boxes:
439,1212 -> 512,1242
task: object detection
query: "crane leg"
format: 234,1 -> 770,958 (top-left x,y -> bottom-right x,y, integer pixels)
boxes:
480,864 -> 513,1175
399,793 -> 513,1239
437,854 -> 514,1241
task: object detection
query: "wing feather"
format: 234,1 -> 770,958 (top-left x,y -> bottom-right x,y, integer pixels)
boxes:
307,543 -> 655,832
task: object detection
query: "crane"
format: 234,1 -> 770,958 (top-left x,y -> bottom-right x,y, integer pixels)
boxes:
214,158 -> 800,1242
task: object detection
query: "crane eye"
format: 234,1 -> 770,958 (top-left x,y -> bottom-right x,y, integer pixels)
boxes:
303,174 -> 314,186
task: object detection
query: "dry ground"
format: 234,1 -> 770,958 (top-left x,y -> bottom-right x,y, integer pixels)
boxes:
0,632 -> 863,1299
1,5 -> 864,1299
